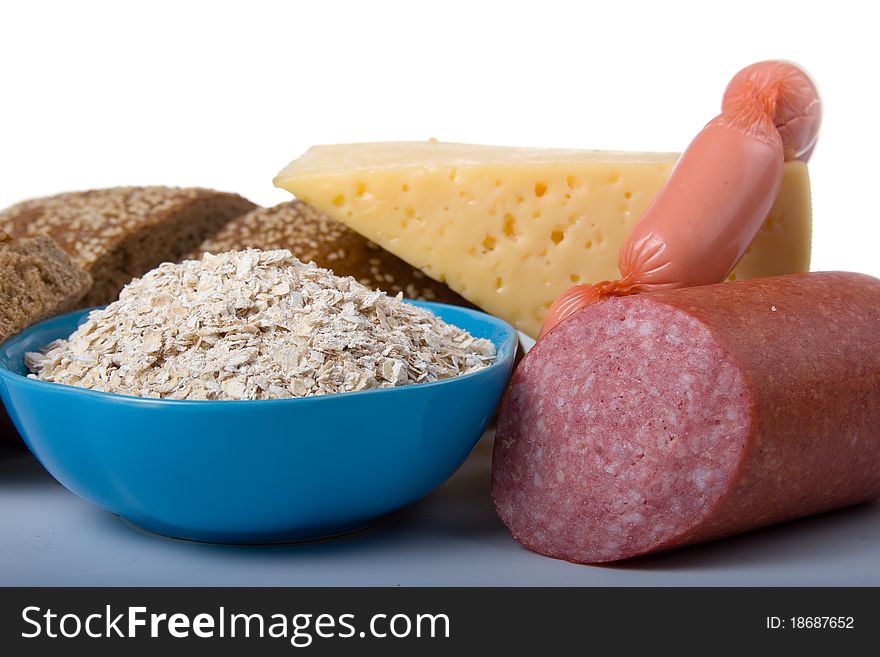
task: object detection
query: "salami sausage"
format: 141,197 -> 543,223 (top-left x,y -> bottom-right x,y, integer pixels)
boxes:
493,272 -> 880,563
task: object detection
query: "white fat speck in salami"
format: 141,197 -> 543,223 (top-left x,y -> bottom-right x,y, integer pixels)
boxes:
492,272 -> 880,564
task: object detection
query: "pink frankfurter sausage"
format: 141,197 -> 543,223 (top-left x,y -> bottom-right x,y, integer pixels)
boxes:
723,60 -> 821,162
539,61 -> 821,339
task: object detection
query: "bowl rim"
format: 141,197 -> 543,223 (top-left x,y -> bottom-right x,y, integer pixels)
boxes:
0,300 -> 518,408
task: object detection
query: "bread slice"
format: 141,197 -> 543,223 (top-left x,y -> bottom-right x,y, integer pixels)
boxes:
0,187 -> 257,306
1,232 -> 92,443
0,231 -> 92,343
191,201 -> 471,306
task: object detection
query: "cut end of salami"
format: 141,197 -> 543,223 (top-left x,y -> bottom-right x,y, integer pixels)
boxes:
492,272 -> 880,564
493,298 -> 751,563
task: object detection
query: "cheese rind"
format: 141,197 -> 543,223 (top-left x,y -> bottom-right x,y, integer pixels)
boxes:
275,142 -> 811,337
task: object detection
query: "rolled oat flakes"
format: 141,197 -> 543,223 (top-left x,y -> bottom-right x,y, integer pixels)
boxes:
26,249 -> 496,400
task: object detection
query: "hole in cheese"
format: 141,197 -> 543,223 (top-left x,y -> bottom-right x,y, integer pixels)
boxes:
503,214 -> 518,238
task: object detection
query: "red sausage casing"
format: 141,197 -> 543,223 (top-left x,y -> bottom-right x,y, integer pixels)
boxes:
494,272 -> 880,563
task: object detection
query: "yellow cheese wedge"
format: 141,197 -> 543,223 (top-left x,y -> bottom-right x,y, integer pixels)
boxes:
274,142 -> 811,337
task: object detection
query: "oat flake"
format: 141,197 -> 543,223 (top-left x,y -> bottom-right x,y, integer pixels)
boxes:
26,249 -> 496,400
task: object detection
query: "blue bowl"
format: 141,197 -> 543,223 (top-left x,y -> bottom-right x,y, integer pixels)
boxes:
0,301 -> 516,543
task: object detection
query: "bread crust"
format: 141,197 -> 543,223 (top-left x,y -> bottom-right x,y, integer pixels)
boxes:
193,201 -> 472,305
0,187 -> 257,305
0,232 -> 92,343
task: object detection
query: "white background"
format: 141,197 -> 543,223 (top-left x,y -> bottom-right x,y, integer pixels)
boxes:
1,0 -> 877,276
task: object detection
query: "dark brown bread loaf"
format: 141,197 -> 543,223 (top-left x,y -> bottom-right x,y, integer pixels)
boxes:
192,201 -> 471,305
0,231 -> 91,343
0,231 -> 92,443
0,187 -> 257,306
